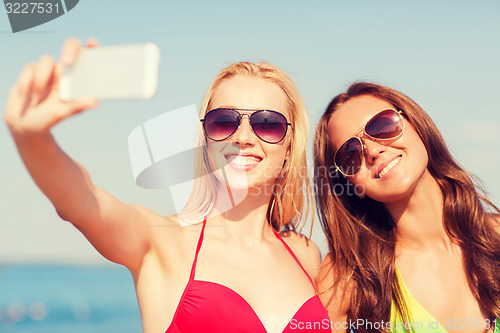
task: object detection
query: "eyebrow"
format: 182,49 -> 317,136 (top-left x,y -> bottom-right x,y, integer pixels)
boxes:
216,105 -> 238,109
347,109 -> 404,141
351,120 -> 368,138
212,106 -> 284,113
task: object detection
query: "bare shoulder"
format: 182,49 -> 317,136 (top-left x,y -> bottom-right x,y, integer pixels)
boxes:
317,253 -> 351,332
279,230 -> 321,279
127,204 -> 183,230
126,206 -> 203,253
141,211 -> 203,241
136,211 -> 204,268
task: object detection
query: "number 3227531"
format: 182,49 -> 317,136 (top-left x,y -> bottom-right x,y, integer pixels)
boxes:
5,2 -> 60,14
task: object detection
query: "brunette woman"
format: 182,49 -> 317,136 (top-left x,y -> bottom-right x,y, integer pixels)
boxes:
314,82 -> 499,333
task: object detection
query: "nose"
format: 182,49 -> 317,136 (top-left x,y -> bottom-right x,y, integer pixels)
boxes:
231,115 -> 257,146
363,138 -> 387,164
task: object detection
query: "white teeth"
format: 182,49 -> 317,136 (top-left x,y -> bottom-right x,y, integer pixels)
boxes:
226,155 -> 260,166
378,156 -> 401,178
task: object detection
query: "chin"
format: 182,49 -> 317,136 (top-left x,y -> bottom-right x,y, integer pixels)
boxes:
227,178 -> 277,194
368,178 -> 420,204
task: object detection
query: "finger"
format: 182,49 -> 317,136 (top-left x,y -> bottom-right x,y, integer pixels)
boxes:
67,98 -> 99,113
59,38 -> 82,67
5,63 -> 36,121
47,65 -> 92,105
25,98 -> 99,132
86,37 -> 99,48
16,63 -> 36,98
49,99 -> 99,126
53,62 -> 63,90
32,56 -> 57,103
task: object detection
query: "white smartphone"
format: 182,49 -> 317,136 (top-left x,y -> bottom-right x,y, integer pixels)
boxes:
59,43 -> 160,101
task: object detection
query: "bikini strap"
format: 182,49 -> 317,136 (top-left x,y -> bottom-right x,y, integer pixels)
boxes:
188,216 -> 207,281
272,228 -> 317,293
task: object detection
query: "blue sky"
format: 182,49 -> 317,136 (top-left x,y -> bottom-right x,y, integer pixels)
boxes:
1,0 -> 499,264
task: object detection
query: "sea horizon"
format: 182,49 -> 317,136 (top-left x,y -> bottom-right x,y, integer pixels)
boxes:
0,264 -> 142,333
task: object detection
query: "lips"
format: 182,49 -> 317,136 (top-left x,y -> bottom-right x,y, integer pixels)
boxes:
224,154 -> 262,171
376,155 -> 402,179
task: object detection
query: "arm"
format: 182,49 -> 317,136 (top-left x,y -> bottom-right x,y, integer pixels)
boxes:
4,39 -> 152,271
317,254 -> 351,333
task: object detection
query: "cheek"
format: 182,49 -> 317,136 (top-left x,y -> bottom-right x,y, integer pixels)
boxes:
414,141 -> 429,174
348,173 -> 368,192
207,141 -> 227,170
406,127 -> 429,168
272,144 -> 288,163
262,145 -> 288,180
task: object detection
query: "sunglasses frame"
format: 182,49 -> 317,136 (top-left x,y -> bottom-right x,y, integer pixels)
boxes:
200,108 -> 292,144
334,109 -> 405,177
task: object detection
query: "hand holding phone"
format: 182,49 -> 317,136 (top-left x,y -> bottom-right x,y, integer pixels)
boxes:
59,43 -> 160,101
4,38 -> 99,137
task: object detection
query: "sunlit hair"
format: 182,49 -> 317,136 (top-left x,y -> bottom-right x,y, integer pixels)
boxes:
314,82 -> 500,332
181,62 -> 313,233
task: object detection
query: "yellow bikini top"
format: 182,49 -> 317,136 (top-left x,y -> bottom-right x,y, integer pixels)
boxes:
390,268 -> 499,333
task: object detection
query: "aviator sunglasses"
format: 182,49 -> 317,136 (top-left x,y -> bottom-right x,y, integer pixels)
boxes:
201,108 -> 292,144
334,109 -> 405,177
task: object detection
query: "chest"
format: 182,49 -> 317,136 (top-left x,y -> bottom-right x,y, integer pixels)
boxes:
137,231 -> 320,333
396,253 -> 488,333
188,240 -> 318,331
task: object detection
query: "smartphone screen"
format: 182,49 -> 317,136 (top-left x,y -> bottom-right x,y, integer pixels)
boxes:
59,43 -> 160,101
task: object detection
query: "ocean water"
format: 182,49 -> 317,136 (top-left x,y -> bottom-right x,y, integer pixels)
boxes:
0,265 -> 142,333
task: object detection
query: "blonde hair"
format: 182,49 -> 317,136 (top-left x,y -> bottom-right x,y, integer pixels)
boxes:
180,62 -> 313,233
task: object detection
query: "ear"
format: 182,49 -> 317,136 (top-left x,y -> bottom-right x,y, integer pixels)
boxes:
280,149 -> 290,172
285,148 -> 291,161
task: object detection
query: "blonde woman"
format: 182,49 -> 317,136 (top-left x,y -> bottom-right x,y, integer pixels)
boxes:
4,38 -> 330,332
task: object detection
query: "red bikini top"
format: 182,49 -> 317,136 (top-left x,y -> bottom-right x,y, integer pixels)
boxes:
165,218 -> 331,332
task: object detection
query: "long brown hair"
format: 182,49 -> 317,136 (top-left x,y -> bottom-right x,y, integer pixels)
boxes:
181,62 -> 314,233
313,82 -> 500,332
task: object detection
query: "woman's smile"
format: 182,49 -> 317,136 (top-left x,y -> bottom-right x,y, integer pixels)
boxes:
225,153 -> 262,171
375,154 -> 402,179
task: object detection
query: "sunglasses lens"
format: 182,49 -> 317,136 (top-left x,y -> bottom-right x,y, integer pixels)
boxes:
365,109 -> 404,140
250,111 -> 288,143
203,109 -> 240,141
335,138 -> 363,176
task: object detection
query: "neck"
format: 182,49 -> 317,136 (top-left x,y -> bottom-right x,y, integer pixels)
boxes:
208,182 -> 275,245
385,170 -> 453,251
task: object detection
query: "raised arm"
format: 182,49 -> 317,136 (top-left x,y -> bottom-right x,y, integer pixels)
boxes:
4,39 -> 153,271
